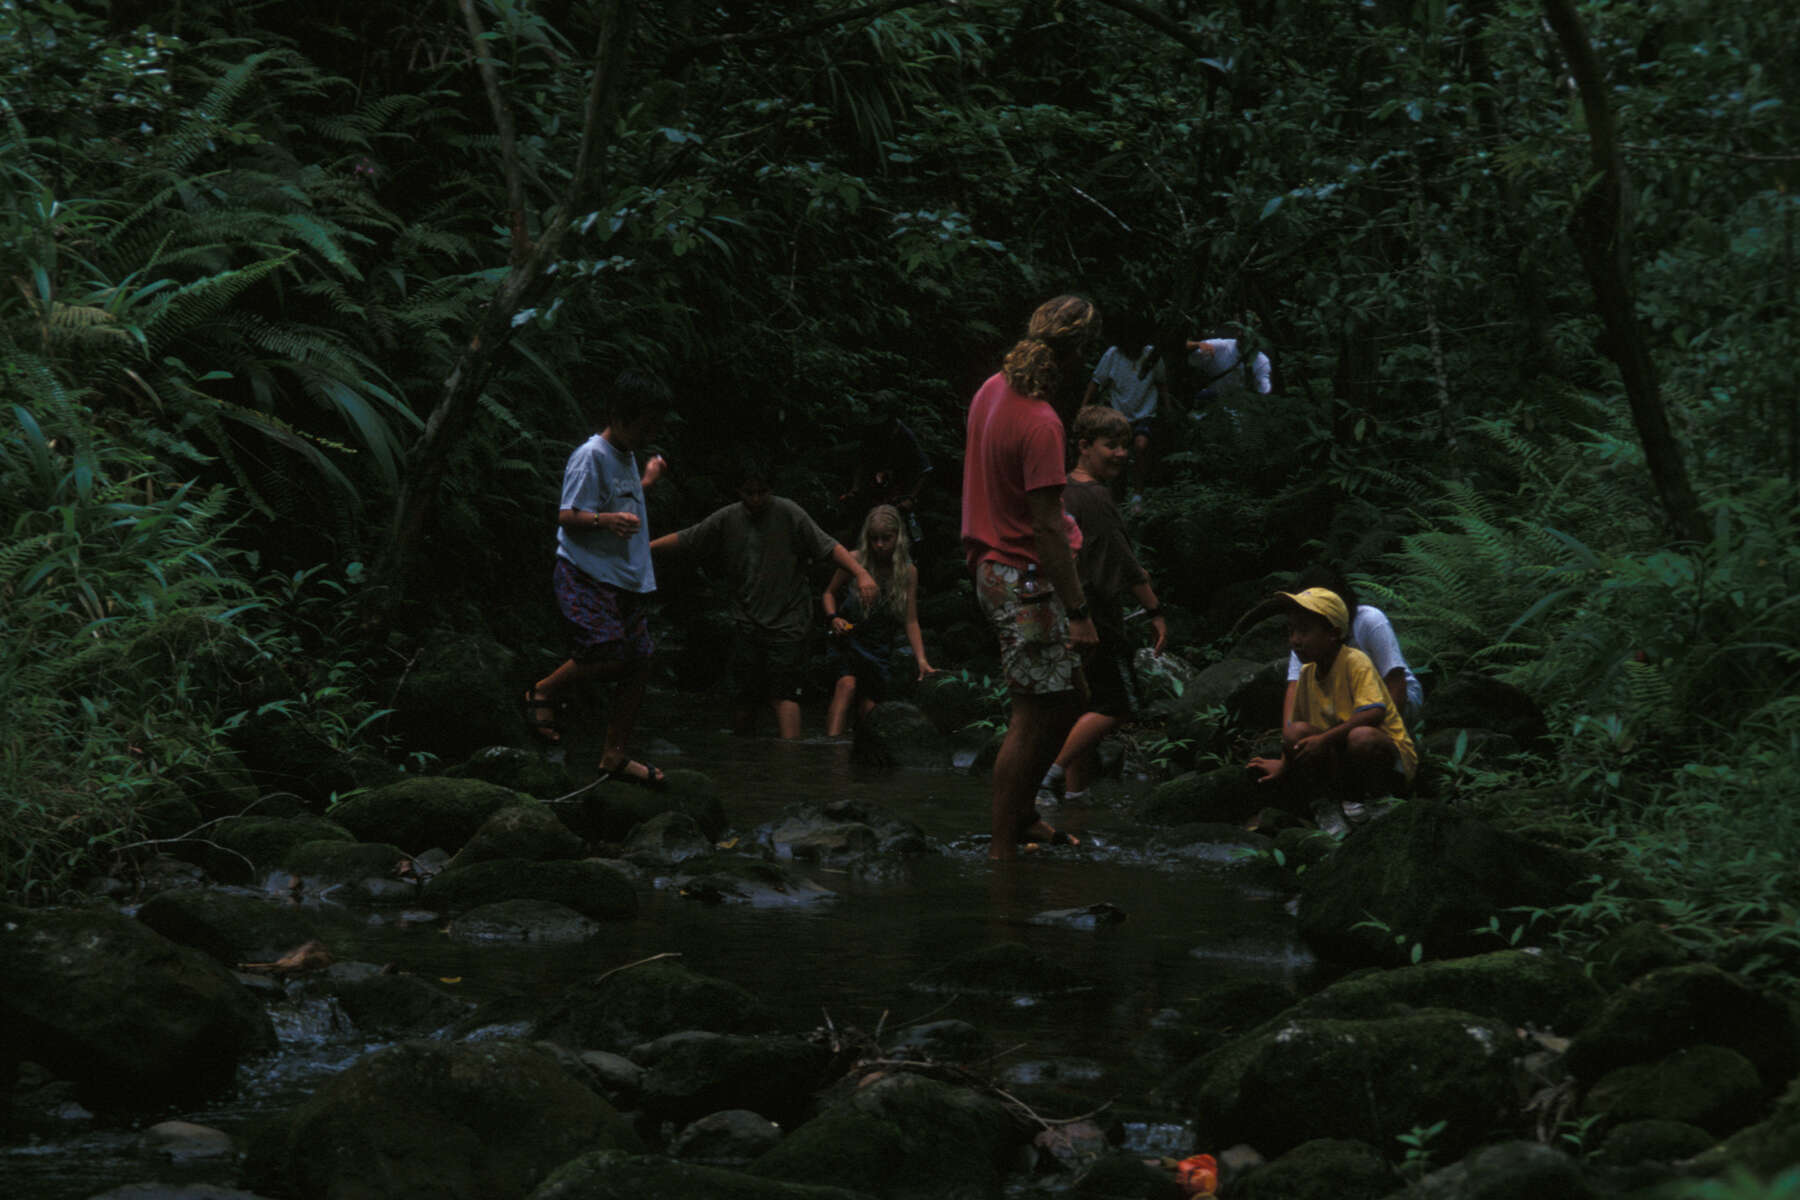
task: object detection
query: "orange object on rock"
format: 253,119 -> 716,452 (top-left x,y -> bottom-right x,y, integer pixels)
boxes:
1175,1152 -> 1218,1196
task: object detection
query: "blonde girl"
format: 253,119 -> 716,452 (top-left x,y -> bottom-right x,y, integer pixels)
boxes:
823,505 -> 937,735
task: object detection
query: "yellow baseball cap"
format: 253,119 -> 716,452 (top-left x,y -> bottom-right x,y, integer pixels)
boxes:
1276,587 -> 1348,636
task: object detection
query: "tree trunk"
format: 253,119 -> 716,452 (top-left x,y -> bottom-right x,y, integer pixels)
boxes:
1541,0 -> 1705,544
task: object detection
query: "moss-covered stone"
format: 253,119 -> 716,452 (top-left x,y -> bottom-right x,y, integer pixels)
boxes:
450,899 -> 600,944
912,671 -> 997,737
279,839 -> 415,903
533,961 -> 777,1055
749,1072 -> 1025,1200
531,1150 -> 877,1200
852,702 -> 951,770
382,631 -> 517,760
450,744 -> 579,799
261,1038 -> 640,1200
635,1032 -> 834,1127
448,803 -> 583,869
1697,1072 -> 1800,1175
135,887 -> 328,965
420,856 -> 637,919
1137,766 -> 1261,827
669,853 -> 839,907
1286,949 -> 1604,1035
1071,1150 -> 1185,1199
1586,921 -> 1691,990
1565,964 -> 1800,1093
329,776 -> 525,855
1236,1138 -> 1392,1200
208,814 -> 354,878
1176,1009 -> 1520,1159
583,767 -> 726,843
911,941 -> 1094,997
293,964 -> 472,1038
1594,1118 -> 1718,1167
1295,799 -> 1597,967
1582,1044 -> 1763,1135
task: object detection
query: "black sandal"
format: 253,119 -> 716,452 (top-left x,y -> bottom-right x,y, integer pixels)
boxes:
596,759 -> 667,791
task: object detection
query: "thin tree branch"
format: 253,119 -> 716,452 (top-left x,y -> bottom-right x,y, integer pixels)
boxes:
663,0 -> 924,72
459,0 -> 529,262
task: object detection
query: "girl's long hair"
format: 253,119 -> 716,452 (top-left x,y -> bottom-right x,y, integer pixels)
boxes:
1001,294 -> 1099,400
853,504 -> 912,616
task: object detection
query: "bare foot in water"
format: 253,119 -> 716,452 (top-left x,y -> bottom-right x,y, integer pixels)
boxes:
1018,819 -> 1079,848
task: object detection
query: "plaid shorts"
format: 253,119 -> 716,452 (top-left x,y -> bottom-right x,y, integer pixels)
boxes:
974,560 -> 1080,697
554,559 -> 653,664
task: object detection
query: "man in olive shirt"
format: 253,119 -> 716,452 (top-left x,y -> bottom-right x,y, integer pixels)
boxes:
652,469 -> 876,738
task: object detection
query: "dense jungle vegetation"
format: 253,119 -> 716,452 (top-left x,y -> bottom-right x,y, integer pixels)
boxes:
3,0 -> 1796,1002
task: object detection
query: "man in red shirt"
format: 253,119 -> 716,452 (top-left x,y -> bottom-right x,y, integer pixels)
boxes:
962,294 -> 1101,859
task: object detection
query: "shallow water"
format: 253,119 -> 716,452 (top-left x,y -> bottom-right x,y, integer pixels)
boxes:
1,692 -> 1315,1198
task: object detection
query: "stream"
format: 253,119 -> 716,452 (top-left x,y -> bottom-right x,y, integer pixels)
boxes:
1,690 -> 1318,1199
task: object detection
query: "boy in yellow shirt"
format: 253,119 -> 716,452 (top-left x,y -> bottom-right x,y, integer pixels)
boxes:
1248,587 -> 1416,824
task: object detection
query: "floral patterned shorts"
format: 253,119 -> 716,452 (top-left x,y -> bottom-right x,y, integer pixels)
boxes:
974,560 -> 1080,697
554,559 -> 653,664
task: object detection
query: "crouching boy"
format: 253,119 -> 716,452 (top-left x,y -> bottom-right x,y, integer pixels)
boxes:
1247,587 -> 1416,824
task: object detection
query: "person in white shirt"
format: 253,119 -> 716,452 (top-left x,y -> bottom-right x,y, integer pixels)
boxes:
1084,316 -> 1166,493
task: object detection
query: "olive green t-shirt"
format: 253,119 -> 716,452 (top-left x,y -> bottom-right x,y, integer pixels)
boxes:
678,497 -> 839,640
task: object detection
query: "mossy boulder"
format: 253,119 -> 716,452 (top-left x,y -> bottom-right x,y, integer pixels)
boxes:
748,1071 -> 1026,1200
1421,673 -> 1550,750
383,631 -> 518,759
533,961 -> 777,1055
530,1150 -> 877,1200
852,702 -> 952,770
329,776 -> 526,854
257,1039 -> 640,1200
758,800 -> 933,866
911,941 -> 1094,998
1564,964 -> 1800,1094
448,803 -> 584,869
449,744 -> 580,799
1137,766 -> 1262,827
1175,1009 -> 1520,1159
1295,800 -> 1596,967
278,839 -> 416,904
1697,1073 -> 1800,1175
136,887 -> 329,965
622,811 -> 715,866
291,963 -> 473,1038
582,768 -> 726,843
451,899 -> 601,944
1582,1044 -> 1763,1136
1586,921 -> 1692,990
1593,1118 -> 1718,1167
668,853 -> 839,907
1235,1138 -> 1392,1200
0,903 -> 274,1110
1286,949 -> 1605,1035
1410,1139 -> 1600,1200
420,857 -> 637,920
206,814 -> 355,882
634,1031 -> 834,1128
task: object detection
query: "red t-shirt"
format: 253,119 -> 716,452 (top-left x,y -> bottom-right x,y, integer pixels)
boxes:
961,372 -> 1069,572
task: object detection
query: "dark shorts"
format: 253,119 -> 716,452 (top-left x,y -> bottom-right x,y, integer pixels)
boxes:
554,559 -> 653,665
834,636 -> 894,703
1084,639 -> 1140,719
730,628 -> 807,703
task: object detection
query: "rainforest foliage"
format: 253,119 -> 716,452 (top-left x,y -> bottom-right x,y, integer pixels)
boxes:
3,0 -> 1797,980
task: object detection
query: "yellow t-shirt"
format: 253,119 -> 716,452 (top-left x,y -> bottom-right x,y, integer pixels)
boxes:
1296,645 -> 1418,779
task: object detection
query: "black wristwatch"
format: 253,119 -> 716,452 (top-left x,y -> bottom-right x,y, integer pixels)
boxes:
1067,603 -> 1091,622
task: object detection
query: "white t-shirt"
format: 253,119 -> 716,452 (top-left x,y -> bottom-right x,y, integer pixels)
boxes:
1189,339 -> 1271,397
1091,344 -> 1164,423
1287,603 -> 1421,712
555,433 -> 655,592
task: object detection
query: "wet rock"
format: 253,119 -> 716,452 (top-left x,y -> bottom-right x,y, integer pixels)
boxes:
579,1051 -> 646,1107
448,803 -> 584,869
758,799 -> 933,865
1071,1150 -> 1185,1199
667,853 -> 839,907
531,1149 -> 877,1199
669,1108 -> 785,1166
254,1038 -> 640,1200
912,671 -> 1000,736
579,767 -> 726,843
451,899 -> 601,944
1138,766 -> 1261,827
1696,1071 -> 1800,1175
276,839 -> 416,904
887,1020 -> 992,1067
421,856 -> 637,920
1174,1009 -> 1520,1159
1586,921 -> 1692,990
1285,949 -> 1605,1035
622,810 -> 715,866
382,631 -> 517,759
87,1186 -> 277,1200
1296,800 -> 1596,967
206,815 -> 355,882
329,776 -> 524,856
1270,825 -> 1338,872
1406,1139 -> 1599,1200
136,887 -> 326,965
912,941 -> 1095,999
1421,673 -> 1551,751
1133,978 -> 1298,1075
1565,964 -> 1800,1094
1582,1044 -> 1764,1135
144,1119 -> 235,1161
1133,647 -> 1205,714
633,1031 -> 832,1127
1027,902 -> 1128,930
449,744 -> 580,799
749,1071 -> 1025,1199
1234,1137 -> 1391,1200
292,963 -> 471,1038
533,961 -> 777,1054
852,701 -> 952,770
0,903 -> 273,1111
1593,1118 -> 1717,1167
